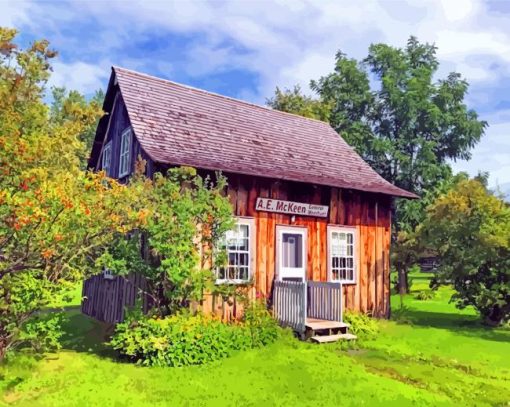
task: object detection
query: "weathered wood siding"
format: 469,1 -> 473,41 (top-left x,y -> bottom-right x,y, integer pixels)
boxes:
85,90 -> 393,322
96,90 -> 155,179
201,173 -> 392,319
81,273 -> 149,323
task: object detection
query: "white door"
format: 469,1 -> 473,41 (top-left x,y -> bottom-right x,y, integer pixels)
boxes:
276,226 -> 307,282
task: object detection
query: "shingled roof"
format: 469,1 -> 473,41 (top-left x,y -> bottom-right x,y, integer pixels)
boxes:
111,66 -> 416,199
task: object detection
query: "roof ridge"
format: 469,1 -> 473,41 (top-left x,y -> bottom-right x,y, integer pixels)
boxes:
112,65 -> 331,126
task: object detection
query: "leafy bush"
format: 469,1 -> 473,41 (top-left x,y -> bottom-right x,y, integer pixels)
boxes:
343,311 -> 379,340
19,313 -> 64,354
110,308 -> 279,367
242,299 -> 280,347
421,179 -> 510,326
414,290 -> 436,301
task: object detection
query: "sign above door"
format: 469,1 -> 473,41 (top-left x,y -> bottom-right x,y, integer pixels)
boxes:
255,197 -> 329,218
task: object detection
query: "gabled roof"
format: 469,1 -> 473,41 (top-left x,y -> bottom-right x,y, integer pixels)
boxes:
105,66 -> 417,199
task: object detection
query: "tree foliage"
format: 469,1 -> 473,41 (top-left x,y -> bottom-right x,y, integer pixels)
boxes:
50,86 -> 104,167
98,167 -> 234,317
0,28 -> 145,358
268,36 -> 486,224
269,36 -> 487,293
266,85 -> 331,122
420,179 -> 510,326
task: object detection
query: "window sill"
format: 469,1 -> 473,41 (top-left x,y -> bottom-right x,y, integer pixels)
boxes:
330,280 -> 356,285
215,279 -> 251,285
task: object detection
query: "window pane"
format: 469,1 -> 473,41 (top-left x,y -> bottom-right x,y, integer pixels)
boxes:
332,257 -> 339,268
238,224 -> 248,238
282,233 -> 303,268
228,252 -> 236,265
239,267 -> 249,280
239,253 -> 249,266
238,238 -> 249,251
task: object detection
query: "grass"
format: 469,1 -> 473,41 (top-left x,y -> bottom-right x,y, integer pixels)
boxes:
352,272 -> 510,406
1,273 -> 509,406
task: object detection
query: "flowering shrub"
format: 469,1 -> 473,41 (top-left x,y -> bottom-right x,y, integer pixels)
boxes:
110,307 -> 279,367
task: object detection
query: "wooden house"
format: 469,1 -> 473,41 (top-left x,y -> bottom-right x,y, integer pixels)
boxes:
82,67 -> 416,336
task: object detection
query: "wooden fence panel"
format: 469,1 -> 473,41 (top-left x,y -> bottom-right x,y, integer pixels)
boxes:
81,273 -> 147,323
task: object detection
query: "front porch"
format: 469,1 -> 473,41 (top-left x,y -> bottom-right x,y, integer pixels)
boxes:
273,280 -> 357,342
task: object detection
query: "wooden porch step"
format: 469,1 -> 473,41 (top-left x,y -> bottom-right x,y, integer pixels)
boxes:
305,318 -> 349,331
310,333 -> 358,343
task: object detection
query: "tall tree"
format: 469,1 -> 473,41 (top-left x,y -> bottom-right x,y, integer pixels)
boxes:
420,179 -> 510,326
268,37 -> 487,292
0,28 -> 145,359
50,87 -> 104,168
266,85 -> 330,122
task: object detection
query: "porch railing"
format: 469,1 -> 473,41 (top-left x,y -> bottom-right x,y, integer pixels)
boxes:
273,280 -> 343,333
307,281 -> 343,323
273,280 -> 307,333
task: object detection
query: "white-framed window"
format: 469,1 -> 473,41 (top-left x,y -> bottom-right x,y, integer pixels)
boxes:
101,141 -> 112,176
118,127 -> 132,178
216,218 -> 255,284
328,226 -> 356,284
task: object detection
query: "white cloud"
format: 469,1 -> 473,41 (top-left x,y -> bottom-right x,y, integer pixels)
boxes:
451,115 -> 510,186
0,0 -> 31,27
48,61 -> 109,94
439,0 -> 478,22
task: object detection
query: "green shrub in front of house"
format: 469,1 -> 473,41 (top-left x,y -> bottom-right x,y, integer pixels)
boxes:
414,289 -> 437,301
110,303 -> 279,367
343,311 -> 379,341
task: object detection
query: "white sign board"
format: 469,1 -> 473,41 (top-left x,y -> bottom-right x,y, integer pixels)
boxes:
255,197 -> 329,218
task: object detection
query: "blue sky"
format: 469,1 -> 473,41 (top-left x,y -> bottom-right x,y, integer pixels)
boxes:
2,0 -> 510,191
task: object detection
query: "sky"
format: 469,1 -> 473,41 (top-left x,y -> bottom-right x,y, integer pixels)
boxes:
1,0 -> 509,191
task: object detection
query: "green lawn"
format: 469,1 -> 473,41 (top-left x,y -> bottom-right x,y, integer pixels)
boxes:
1,274 -> 509,406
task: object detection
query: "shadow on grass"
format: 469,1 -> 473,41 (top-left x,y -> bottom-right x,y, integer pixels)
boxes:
58,310 -> 118,359
409,274 -> 433,282
396,308 -> 510,343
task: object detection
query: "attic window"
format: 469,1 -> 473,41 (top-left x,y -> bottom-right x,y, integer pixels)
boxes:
119,128 -> 132,178
101,141 -> 112,176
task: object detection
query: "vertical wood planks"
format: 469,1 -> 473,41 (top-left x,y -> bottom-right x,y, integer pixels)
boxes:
329,187 -> 338,224
81,273 -> 149,324
236,176 -> 248,216
83,173 -> 396,324
257,182 -> 269,296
